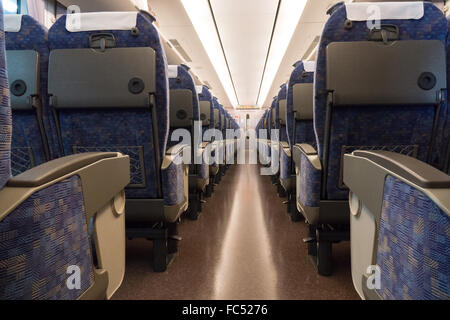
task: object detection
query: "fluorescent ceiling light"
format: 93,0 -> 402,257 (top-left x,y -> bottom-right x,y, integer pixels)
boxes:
257,0 -> 307,108
180,0 -> 238,108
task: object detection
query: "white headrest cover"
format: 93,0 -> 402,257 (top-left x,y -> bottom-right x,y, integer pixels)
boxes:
66,12 -> 138,32
4,14 -> 23,32
303,61 -> 316,73
196,85 -> 204,95
345,2 -> 424,21
131,0 -> 149,12
168,65 -> 179,79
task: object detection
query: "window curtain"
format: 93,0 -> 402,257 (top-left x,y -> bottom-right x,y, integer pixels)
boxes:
26,0 -> 46,25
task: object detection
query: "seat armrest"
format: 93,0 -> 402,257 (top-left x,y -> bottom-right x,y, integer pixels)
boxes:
280,141 -> 290,149
162,144 -> 190,170
352,151 -> 450,189
293,143 -> 321,170
282,146 -> 291,158
1,153 -> 130,299
344,151 -> 450,219
8,152 -> 118,188
201,141 -> 210,149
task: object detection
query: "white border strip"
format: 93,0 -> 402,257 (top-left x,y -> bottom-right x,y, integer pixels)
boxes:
66,12 -> 138,32
303,61 -> 316,73
4,14 -> 23,32
345,2 -> 424,21
168,65 -> 179,79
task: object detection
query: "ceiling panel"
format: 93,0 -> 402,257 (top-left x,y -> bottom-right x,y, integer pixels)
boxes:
151,0 -> 232,108
210,0 -> 279,106
262,0 -> 354,108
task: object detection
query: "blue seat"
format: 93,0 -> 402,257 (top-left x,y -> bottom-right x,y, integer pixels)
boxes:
272,84 -> 287,197
0,7 -> 130,299
344,151 -> 450,300
281,61 -> 315,220
268,97 -> 279,180
212,97 -> 224,183
258,110 -> 270,165
47,12 -> 189,272
168,64 -> 209,220
5,15 -> 61,176
292,2 -> 448,275
197,85 -> 218,197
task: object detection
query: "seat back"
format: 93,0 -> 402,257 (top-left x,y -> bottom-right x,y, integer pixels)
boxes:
315,2 -> 447,200
263,109 -> 269,136
219,104 -> 226,134
5,15 -> 60,176
213,97 -> 221,130
277,83 -> 287,142
168,64 -> 199,149
196,85 -> 214,136
47,12 -> 169,199
0,10 -> 11,191
286,61 -> 315,150
268,97 -> 277,139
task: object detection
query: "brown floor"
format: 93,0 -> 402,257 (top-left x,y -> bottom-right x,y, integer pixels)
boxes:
113,161 -> 359,300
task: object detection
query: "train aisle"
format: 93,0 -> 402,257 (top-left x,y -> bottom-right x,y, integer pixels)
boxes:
114,158 -> 358,300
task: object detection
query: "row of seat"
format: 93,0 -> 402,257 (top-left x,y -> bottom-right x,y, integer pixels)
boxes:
256,1 -> 449,300
0,7 -> 239,300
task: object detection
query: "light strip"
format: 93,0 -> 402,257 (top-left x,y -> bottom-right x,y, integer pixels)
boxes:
257,0 -> 307,108
180,0 -> 238,108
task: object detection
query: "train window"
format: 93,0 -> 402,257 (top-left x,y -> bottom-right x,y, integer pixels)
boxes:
2,0 -> 26,14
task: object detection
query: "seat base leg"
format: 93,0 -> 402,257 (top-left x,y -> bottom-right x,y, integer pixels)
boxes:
167,222 -> 181,254
289,193 -> 303,222
186,192 -> 201,220
306,224 -> 317,256
152,229 -> 168,272
316,238 -> 333,276
277,184 -> 287,198
205,182 -> 213,198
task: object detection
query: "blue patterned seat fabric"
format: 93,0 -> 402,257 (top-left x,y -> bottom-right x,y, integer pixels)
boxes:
0,10 -> 97,299
286,61 -> 316,150
277,84 -> 287,142
268,97 -> 277,136
0,9 -> 12,190
376,176 -> 450,300
197,85 -> 214,137
0,176 -> 95,300
6,15 -> 61,176
219,104 -> 226,136
282,61 -> 316,184
167,65 -> 199,149
47,13 -> 180,203
213,97 -> 221,131
312,2 -> 448,201
168,65 -> 209,181
277,84 -> 290,182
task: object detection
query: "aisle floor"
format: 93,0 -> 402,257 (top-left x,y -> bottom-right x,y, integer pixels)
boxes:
114,162 -> 359,300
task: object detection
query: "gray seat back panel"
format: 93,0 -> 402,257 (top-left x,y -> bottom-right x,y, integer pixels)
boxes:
7,50 -> 40,110
199,101 -> 211,126
293,83 -> 314,120
214,109 -> 220,128
279,99 -> 287,125
327,40 -> 446,106
169,89 -> 194,128
48,47 -> 156,108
